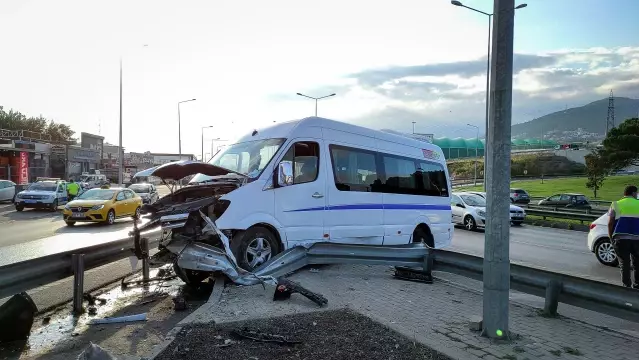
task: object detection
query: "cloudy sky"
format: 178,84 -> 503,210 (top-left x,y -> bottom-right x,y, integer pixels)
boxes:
1,0 -> 638,157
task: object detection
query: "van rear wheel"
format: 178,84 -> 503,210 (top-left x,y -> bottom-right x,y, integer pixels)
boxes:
231,226 -> 280,271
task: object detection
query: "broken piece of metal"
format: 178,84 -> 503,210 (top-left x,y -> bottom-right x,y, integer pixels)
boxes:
394,266 -> 434,284
273,277 -> 328,307
89,313 -> 147,325
232,328 -> 301,345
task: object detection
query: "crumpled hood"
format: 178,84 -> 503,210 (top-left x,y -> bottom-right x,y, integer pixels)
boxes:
141,161 -> 247,181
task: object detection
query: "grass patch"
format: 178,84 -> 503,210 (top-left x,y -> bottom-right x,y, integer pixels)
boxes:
458,175 -> 639,201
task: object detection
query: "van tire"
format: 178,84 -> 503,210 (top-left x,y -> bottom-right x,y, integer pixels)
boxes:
412,226 -> 434,248
231,226 -> 281,271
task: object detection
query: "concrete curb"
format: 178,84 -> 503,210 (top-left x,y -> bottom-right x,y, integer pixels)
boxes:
146,276 -> 225,360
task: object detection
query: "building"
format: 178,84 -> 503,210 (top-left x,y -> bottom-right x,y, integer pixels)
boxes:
151,153 -> 196,164
0,136 -> 52,184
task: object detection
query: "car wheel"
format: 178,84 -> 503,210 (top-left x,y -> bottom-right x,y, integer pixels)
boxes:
50,199 -> 58,212
15,205 -> 24,212
65,221 -> 76,227
464,215 -> 477,231
512,221 -> 523,226
595,238 -> 618,267
132,207 -> 141,220
231,226 -> 280,271
106,209 -> 116,225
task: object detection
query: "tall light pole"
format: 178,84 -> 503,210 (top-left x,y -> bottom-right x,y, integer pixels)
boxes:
467,124 -> 479,186
201,125 -> 214,161
451,1 -> 527,191
118,58 -> 123,186
177,98 -> 196,159
296,93 -> 336,116
412,121 -> 417,134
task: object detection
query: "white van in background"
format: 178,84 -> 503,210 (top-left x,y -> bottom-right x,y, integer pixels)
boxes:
183,117 -> 453,269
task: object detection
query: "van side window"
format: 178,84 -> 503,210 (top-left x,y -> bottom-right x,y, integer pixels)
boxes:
281,141 -> 320,184
383,156 -> 417,194
416,162 -> 449,197
329,145 -> 379,192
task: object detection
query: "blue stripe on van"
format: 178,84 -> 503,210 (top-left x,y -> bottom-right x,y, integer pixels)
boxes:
286,204 -> 450,212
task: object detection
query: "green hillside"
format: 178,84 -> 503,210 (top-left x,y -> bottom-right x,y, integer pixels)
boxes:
512,97 -> 639,138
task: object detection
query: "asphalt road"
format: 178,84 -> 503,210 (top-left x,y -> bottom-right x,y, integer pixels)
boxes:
450,224 -> 620,285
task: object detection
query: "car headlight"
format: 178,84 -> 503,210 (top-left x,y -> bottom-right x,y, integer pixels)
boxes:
477,210 -> 486,217
91,204 -> 104,210
49,195 -> 56,199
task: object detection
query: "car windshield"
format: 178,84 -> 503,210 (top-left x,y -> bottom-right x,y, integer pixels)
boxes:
129,184 -> 150,193
460,194 -> 486,207
27,182 -> 57,192
192,138 -> 285,183
80,176 -> 90,182
77,189 -> 116,200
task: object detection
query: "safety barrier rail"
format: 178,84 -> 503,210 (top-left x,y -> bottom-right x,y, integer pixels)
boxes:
523,204 -> 607,216
524,208 -> 600,224
1,236 -> 637,323
0,230 -> 161,312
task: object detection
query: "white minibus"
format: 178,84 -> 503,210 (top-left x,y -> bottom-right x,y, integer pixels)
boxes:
179,117 -> 453,270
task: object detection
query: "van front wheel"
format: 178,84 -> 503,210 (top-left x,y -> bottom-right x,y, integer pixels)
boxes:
231,226 -> 281,271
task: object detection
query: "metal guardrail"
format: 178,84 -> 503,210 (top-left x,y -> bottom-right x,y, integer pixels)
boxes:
0,230 -> 161,301
524,209 -> 599,223
523,204 -> 607,216
433,250 -> 639,322
1,235 -> 638,323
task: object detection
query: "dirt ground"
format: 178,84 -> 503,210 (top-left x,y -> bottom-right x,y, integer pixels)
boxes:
155,309 -> 451,360
0,270 -> 213,360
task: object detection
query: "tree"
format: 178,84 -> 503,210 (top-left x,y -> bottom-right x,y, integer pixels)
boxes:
585,150 -> 608,198
0,106 -> 75,143
600,117 -> 639,170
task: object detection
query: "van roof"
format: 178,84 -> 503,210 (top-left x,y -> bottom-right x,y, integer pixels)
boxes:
235,117 -> 444,159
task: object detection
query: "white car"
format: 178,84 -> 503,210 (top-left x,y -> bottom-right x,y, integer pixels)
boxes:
467,191 -> 526,226
587,213 -> 618,266
0,180 -> 16,202
451,192 -> 487,231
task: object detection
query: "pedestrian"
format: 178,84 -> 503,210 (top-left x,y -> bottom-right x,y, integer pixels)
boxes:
67,179 -> 80,201
608,185 -> 639,289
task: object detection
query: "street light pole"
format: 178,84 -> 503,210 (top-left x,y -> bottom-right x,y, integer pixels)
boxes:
177,98 -> 197,159
118,58 -> 123,186
201,125 -> 214,161
412,121 -> 416,134
467,124 -> 479,186
483,0 -> 516,339
296,93 -> 336,116
451,1 -> 526,191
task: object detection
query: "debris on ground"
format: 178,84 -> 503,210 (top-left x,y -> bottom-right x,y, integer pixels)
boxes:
232,327 -> 302,345
87,306 -> 98,316
393,266 -> 433,284
154,309 -> 451,360
89,313 -> 147,325
76,342 -> 117,360
0,292 -> 38,343
173,291 -> 188,311
272,277 -> 328,307
309,268 -> 320,273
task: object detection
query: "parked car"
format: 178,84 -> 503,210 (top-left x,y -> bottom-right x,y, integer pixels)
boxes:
62,187 -> 142,226
14,179 -> 69,211
467,191 -> 527,225
538,193 -> 591,209
510,188 -> 530,204
0,180 -> 16,203
451,192 -> 487,231
587,212 -> 618,266
128,183 -> 159,204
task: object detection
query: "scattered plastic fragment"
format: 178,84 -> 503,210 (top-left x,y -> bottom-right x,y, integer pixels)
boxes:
232,327 -> 301,345
89,313 -> 147,325
272,277 -> 328,307
76,342 -> 117,360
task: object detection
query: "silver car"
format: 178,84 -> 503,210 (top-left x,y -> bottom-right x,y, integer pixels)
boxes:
0,180 -> 16,203
451,192 -> 487,231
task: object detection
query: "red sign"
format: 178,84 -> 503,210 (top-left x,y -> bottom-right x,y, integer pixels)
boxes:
18,152 -> 29,184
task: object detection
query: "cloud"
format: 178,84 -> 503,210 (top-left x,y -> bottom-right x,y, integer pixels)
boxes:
319,47 -> 639,136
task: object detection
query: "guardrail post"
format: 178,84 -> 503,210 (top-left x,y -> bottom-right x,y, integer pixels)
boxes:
543,280 -> 562,317
423,250 -> 433,274
72,254 -> 85,315
142,238 -> 150,282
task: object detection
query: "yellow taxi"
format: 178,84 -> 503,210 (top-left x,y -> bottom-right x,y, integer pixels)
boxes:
62,187 -> 143,226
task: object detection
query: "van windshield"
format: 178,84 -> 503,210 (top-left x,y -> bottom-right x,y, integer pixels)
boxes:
205,138 -> 285,179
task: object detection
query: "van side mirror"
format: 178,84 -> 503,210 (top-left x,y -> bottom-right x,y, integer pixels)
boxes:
277,161 -> 294,187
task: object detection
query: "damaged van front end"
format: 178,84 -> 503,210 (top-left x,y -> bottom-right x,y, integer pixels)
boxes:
130,161 -> 276,286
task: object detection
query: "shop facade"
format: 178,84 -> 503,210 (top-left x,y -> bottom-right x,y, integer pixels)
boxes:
0,139 -> 51,184
67,146 -> 101,180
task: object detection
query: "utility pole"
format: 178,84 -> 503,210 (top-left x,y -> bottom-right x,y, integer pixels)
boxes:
118,58 -> 123,186
412,121 -> 416,134
483,0 -> 515,339
605,90 -> 615,136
